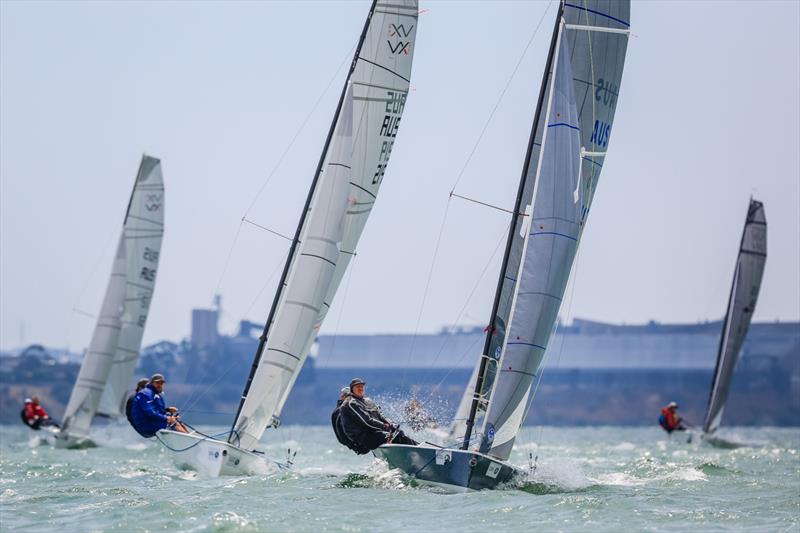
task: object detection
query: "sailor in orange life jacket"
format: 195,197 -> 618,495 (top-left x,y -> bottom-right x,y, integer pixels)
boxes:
659,401 -> 686,433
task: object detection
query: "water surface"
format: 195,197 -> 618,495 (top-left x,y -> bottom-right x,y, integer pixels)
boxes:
1,425 -> 798,532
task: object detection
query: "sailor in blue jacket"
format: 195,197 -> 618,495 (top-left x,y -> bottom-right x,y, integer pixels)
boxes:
130,374 -> 188,437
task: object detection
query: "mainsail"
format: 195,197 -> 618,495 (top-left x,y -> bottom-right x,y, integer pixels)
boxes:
61,155 -> 165,437
702,200 -> 767,435
230,0 -> 417,451
457,0 -> 630,460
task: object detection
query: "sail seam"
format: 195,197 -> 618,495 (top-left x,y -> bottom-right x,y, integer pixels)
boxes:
357,56 -> 410,82
528,231 -> 578,242
299,252 -> 337,267
349,181 -> 377,199
548,122 -> 580,130
507,341 -> 547,350
516,291 -> 562,301
266,348 -> 301,361
563,3 -> 629,27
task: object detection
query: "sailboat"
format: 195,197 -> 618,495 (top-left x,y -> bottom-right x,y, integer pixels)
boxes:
55,155 -> 165,449
699,199 -> 767,447
156,0 -> 418,477
373,0 -> 631,492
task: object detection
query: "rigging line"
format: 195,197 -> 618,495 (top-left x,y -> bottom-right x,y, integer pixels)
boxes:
242,252 -> 289,321
424,224 -> 509,372
66,225 -> 119,352
449,192 -> 526,216
180,361 -> 239,415
243,43 -> 357,219
241,217 -> 293,242
421,334 -> 482,408
448,0 -> 555,195
211,221 -> 243,301
180,243 -> 279,413
71,308 -> 97,320
402,199 -> 452,386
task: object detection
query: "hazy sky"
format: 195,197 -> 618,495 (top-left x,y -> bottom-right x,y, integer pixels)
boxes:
1,0 -> 798,352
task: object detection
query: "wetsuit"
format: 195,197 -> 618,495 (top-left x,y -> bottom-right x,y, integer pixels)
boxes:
339,395 -> 417,454
331,397 -> 368,454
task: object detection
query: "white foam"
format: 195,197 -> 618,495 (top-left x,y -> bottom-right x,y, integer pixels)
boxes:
528,457 -> 592,491
609,442 -> 636,451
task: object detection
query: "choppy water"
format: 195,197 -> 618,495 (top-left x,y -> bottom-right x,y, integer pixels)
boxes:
1,424 -> 798,532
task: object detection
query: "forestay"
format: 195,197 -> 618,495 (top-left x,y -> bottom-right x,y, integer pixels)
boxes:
62,156 -> 165,437
457,0 -> 630,461
702,200 -> 767,435
231,0 -> 417,452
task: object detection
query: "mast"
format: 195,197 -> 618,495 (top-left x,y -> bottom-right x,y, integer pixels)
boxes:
229,0 -> 379,443
461,2 -> 565,450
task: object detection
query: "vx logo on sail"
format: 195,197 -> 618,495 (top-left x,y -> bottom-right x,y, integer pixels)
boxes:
387,24 -> 413,55
145,194 -> 162,212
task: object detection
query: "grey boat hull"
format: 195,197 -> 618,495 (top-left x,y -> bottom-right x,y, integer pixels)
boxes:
373,443 -> 521,492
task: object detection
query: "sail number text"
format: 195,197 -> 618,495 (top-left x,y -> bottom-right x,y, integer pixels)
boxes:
372,90 -> 406,185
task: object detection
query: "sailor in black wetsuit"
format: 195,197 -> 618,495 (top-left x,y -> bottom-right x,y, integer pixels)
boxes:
339,378 -> 417,454
331,386 -> 367,453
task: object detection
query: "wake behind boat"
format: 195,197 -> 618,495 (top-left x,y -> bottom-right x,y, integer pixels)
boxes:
374,0 -> 631,492
157,0 -> 418,476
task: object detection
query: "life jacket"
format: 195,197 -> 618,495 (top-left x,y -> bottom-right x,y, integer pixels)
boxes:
20,408 -> 37,429
659,406 -> 679,432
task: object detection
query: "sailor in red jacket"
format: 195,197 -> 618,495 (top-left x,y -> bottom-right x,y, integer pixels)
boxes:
21,396 -> 59,430
658,401 -> 685,433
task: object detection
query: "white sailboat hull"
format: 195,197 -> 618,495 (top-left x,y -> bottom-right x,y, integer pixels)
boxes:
52,430 -> 97,449
156,430 -> 284,477
373,443 -> 522,492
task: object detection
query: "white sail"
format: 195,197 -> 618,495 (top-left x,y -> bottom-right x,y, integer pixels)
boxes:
457,0 -> 630,460
702,200 -> 767,435
233,87 -> 354,450
231,1 -> 417,452
61,155 -> 165,438
97,156 -> 165,417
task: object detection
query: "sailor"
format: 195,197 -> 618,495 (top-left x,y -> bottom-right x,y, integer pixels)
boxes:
658,401 -> 686,433
21,396 -> 59,430
130,374 -> 189,437
331,386 -> 364,452
339,378 -> 417,454
125,378 -> 150,429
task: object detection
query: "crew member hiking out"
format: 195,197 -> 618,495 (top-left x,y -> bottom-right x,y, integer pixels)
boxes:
126,378 -> 149,429
21,396 -> 59,430
130,374 -> 189,438
331,386 -> 367,453
338,378 -> 417,454
659,401 -> 686,434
